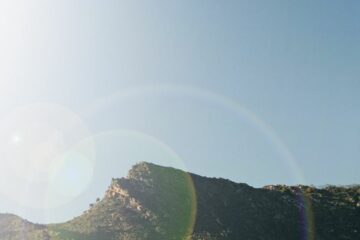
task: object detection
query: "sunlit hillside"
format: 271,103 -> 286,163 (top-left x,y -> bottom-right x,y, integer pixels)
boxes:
0,163 -> 359,240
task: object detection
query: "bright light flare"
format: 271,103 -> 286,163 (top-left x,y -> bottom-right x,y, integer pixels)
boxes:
0,103 -> 95,209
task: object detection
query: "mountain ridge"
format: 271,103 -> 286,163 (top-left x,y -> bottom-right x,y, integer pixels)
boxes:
1,162 -> 359,239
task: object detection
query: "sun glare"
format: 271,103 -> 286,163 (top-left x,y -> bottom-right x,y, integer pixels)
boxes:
10,134 -> 22,145
0,103 -> 94,209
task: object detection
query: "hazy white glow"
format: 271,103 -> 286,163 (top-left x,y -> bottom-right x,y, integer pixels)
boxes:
0,103 -> 95,209
0,1 -> 30,93
10,134 -> 22,145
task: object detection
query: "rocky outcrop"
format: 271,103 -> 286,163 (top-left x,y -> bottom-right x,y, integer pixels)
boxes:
0,162 -> 359,240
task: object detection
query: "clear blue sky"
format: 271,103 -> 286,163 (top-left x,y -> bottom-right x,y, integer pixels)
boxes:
0,1 -> 359,223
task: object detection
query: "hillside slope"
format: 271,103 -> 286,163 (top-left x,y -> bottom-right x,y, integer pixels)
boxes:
0,162 -> 359,239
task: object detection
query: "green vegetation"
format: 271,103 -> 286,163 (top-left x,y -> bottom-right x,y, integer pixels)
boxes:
0,163 -> 359,239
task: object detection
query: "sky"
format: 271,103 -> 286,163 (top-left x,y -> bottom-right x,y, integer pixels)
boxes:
0,0 -> 359,224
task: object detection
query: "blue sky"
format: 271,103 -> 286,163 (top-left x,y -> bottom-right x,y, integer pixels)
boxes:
0,1 -> 359,223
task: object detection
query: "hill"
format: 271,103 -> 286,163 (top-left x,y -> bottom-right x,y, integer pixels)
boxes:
0,162 -> 359,239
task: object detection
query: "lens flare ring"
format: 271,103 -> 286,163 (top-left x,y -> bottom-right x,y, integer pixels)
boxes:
84,84 -> 315,239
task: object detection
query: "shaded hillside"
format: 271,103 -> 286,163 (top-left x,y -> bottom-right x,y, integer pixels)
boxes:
0,162 -> 359,239
0,214 -> 50,239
